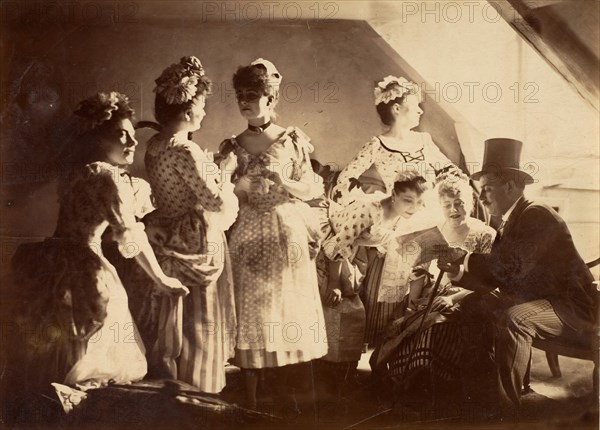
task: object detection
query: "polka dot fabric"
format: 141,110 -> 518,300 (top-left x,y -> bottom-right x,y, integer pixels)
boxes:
323,201 -> 380,261
226,127 -> 327,368
146,133 -> 224,219
331,132 -> 453,207
143,132 -> 238,393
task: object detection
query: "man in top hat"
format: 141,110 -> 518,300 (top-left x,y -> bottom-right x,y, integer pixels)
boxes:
438,138 -> 596,409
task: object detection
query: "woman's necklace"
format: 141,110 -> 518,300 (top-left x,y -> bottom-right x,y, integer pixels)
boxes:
248,120 -> 271,134
380,133 -> 416,151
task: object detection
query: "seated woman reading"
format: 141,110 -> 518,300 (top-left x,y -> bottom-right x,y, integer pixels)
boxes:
371,168 -> 495,403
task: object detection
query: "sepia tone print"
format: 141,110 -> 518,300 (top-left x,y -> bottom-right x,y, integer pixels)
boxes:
1,1 -> 598,429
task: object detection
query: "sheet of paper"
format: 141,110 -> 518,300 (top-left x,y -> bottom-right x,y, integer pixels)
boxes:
395,226 -> 449,267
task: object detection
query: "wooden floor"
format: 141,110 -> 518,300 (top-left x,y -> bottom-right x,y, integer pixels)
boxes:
220,348 -> 599,429
2,348 -> 597,429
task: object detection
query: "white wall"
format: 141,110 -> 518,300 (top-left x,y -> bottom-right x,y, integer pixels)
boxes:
1,0 -> 598,273
367,0 -> 599,263
368,0 -> 599,170
539,187 -> 600,265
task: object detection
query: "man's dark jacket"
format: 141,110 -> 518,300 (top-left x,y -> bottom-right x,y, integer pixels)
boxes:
457,197 -> 596,332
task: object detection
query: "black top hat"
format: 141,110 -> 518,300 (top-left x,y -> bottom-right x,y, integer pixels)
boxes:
471,138 -> 534,185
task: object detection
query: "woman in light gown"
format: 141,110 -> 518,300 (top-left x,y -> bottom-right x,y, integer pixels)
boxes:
6,92 -> 188,419
219,58 -> 327,411
331,76 -> 455,345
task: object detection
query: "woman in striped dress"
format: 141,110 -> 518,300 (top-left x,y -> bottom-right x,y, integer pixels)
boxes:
143,56 -> 239,393
319,172 -> 429,397
330,76 -> 454,346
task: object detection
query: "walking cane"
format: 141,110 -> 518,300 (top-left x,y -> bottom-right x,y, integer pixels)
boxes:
346,270 -> 446,429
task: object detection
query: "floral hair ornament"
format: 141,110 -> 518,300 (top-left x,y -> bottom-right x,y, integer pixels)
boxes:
374,75 -> 420,106
73,92 -> 132,133
250,58 -> 283,88
154,56 -> 208,105
435,165 -> 470,185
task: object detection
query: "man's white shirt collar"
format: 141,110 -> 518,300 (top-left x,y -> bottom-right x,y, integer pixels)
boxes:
449,195 -> 525,282
502,196 -> 523,224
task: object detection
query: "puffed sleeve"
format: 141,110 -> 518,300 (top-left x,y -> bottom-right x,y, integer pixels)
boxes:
174,140 -> 238,230
323,202 -> 376,261
87,165 -> 147,259
279,127 -> 324,200
130,176 -> 155,219
173,142 -> 224,212
331,138 -> 377,204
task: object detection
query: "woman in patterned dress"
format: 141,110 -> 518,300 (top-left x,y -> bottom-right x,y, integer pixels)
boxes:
318,172 -> 429,397
371,170 -> 496,400
6,92 -> 188,418
143,57 -> 239,394
219,58 -> 327,410
330,76 -> 455,346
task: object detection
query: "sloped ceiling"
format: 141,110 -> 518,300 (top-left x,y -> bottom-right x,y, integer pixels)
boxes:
1,1 -> 597,169
497,0 -> 599,111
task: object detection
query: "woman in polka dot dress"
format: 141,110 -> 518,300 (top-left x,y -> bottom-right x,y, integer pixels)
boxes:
318,172 -> 429,399
143,57 -> 239,394
219,59 -> 327,410
330,76 -> 455,345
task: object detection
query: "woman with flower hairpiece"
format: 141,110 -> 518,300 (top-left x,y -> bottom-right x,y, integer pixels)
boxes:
370,168 -> 495,404
317,171 -> 429,404
218,58 -> 327,411
329,76 -> 456,346
142,56 -> 239,394
5,92 -> 189,416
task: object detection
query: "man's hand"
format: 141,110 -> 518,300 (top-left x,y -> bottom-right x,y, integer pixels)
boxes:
431,295 -> 453,312
435,245 -> 468,276
437,260 -> 461,276
435,245 -> 468,265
